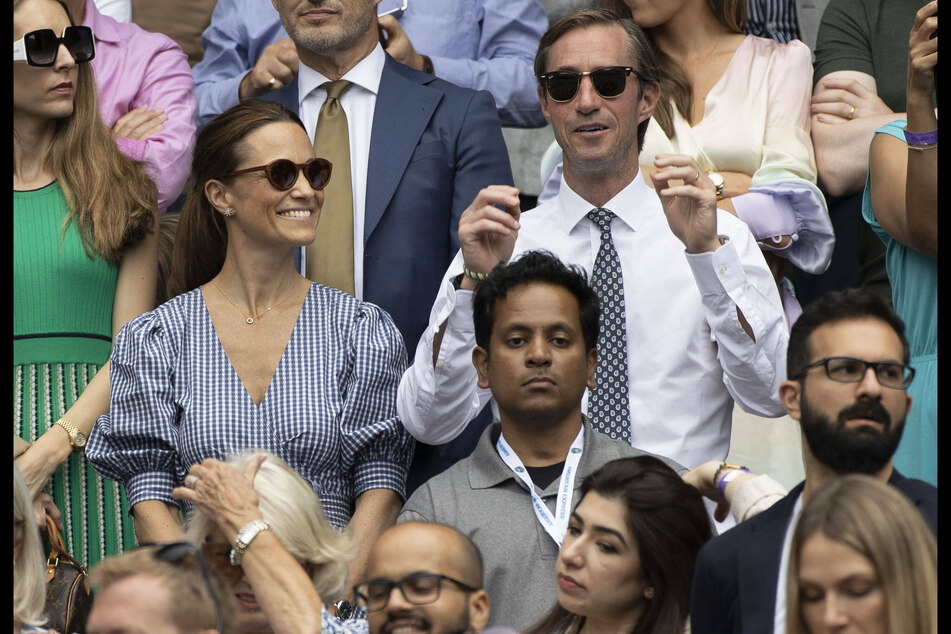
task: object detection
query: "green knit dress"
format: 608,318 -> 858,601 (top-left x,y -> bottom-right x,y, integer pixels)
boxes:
14,182 -> 137,567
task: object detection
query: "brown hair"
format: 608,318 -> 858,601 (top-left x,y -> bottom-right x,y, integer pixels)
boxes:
13,0 -> 156,264
535,8 -> 661,151
166,100 -> 306,298
90,545 -> 236,634
601,0 -> 746,138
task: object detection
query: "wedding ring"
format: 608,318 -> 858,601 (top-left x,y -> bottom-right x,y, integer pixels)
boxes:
687,170 -> 700,184
185,475 -> 199,489
848,104 -> 855,120
268,77 -> 277,89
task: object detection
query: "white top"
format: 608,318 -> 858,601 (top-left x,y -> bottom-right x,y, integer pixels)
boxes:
397,173 -> 789,470
298,44 -> 386,299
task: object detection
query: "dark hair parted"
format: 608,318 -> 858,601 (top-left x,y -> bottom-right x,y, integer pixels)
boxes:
786,289 -> 910,380
472,250 -> 600,354
166,100 -> 307,299
13,0 -> 156,264
601,0 -> 746,139
526,456 -> 712,634
534,8 -> 661,151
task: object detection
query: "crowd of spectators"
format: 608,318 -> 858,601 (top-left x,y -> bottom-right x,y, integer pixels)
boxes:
14,0 -> 936,633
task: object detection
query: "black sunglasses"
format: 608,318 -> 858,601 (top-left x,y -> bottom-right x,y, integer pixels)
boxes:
228,157 -> 333,191
539,66 -> 644,103
152,542 -> 223,633
13,26 -> 96,67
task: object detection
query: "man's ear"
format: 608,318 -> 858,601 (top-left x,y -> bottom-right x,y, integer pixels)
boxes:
637,80 -> 661,124
778,379 -> 802,421
586,347 -> 597,390
473,346 -> 491,390
468,589 -> 491,632
538,85 -> 551,124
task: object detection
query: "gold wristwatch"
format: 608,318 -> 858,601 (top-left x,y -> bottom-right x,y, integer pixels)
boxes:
55,419 -> 86,451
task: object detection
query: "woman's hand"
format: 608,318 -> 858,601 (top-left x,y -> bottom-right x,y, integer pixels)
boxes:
907,1 -> 938,101
173,454 -> 267,540
15,431 -> 71,499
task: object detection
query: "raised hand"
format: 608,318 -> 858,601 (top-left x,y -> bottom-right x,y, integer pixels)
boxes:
457,185 -> 521,287
650,154 -> 721,254
239,38 -> 300,100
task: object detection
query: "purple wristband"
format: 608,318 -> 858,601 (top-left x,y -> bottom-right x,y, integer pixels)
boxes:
717,467 -> 751,498
903,127 -> 938,146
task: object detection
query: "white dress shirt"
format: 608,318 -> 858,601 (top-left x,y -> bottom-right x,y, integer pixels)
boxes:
298,44 -> 386,300
397,173 -> 789,470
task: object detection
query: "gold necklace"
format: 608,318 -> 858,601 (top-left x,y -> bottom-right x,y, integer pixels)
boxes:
211,279 -> 304,324
686,32 -> 723,85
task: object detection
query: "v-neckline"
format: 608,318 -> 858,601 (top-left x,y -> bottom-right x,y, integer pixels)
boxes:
199,283 -> 312,410
689,35 -> 750,129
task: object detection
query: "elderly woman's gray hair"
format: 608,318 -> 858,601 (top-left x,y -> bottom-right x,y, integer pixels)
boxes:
14,464 -> 50,628
186,451 -> 357,600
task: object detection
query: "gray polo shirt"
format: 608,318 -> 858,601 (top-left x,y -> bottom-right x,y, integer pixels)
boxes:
398,419 -> 685,631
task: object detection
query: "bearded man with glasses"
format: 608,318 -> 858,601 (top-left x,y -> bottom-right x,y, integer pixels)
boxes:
690,288 -> 937,634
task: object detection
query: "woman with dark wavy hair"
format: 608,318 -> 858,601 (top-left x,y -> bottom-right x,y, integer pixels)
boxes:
14,0 -> 157,567
527,456 -> 712,634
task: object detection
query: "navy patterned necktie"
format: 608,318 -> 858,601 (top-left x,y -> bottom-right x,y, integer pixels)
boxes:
586,208 -> 631,443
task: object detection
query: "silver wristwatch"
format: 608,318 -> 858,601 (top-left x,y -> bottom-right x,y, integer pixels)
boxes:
708,172 -> 725,199
230,519 -> 270,566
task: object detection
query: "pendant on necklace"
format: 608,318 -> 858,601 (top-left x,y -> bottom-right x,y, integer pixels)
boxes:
247,318 -> 254,324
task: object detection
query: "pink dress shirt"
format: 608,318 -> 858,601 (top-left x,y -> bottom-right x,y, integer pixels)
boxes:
84,0 -> 197,211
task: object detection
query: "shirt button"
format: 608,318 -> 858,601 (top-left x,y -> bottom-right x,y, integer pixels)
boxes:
718,265 -> 728,275
767,21 -> 777,30
435,360 -> 445,369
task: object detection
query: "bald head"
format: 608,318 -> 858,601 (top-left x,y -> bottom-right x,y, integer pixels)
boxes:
362,522 -> 490,634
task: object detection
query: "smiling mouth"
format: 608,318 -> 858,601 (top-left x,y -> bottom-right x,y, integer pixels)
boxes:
383,616 -> 431,634
575,124 -> 607,133
277,210 -> 313,218
235,592 -> 260,609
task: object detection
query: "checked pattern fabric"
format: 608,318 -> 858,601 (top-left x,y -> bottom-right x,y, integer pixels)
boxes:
585,208 -> 631,444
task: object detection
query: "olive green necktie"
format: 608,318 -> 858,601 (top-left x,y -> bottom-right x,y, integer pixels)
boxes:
307,80 -> 355,295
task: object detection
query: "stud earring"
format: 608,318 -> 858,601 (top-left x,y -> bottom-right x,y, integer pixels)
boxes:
644,587 -> 655,600
220,207 -> 235,217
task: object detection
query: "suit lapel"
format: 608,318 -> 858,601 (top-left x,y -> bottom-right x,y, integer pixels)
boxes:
364,55 -> 442,242
739,484 -> 804,631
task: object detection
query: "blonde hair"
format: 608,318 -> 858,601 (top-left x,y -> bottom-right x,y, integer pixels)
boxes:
13,0 -> 156,263
186,451 -> 357,601
786,475 -> 937,634
14,464 -> 49,627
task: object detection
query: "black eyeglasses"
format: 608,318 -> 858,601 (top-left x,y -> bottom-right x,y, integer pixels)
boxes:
152,542 -> 223,633
353,573 -> 481,612
228,157 -> 333,191
539,66 -> 644,103
13,26 -> 96,67
794,356 -> 915,390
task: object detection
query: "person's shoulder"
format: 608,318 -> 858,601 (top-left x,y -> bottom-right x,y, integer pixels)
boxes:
745,34 -> 811,67
382,55 -> 491,104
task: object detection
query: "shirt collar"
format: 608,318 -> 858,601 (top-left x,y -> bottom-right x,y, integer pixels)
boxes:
554,171 -> 656,236
298,43 -> 385,106
82,0 -> 121,44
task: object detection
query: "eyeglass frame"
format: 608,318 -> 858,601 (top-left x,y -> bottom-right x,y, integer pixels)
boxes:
353,572 -> 481,612
151,541 -> 224,634
792,356 -> 915,390
13,26 -> 96,67
227,157 -> 333,192
538,66 -> 648,103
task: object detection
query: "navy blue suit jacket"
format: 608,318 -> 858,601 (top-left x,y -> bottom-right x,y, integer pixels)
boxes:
297,54 -> 513,353
690,470 -> 938,634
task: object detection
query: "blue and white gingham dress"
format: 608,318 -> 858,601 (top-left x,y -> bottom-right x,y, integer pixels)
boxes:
86,283 -> 414,529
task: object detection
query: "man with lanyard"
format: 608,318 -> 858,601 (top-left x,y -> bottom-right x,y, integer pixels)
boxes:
398,251 -> 684,632
689,289 -> 938,634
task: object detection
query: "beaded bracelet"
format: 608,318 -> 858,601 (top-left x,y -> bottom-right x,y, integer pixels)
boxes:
712,462 -> 748,496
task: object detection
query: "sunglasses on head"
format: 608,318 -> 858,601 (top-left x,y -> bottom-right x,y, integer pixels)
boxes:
13,26 -> 96,67
228,157 -> 333,191
539,66 -> 644,103
151,542 -> 223,634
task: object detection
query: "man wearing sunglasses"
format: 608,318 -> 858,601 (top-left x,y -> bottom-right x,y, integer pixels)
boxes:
399,9 -> 789,517
690,288 -> 938,634
358,521 -> 495,634
61,0 -> 196,212
87,543 -> 235,634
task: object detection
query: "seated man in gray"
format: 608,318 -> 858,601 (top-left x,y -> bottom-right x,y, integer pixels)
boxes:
399,251 -> 684,631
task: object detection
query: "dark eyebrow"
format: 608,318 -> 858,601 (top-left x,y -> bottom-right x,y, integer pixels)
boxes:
570,511 -> 628,547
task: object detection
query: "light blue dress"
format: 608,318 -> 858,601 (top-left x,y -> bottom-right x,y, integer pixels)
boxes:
862,120 -> 937,485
